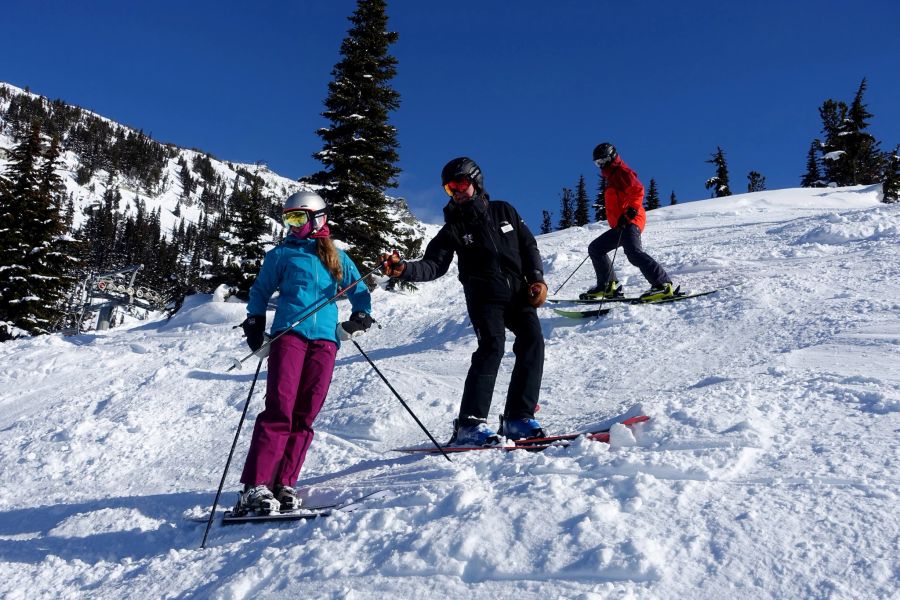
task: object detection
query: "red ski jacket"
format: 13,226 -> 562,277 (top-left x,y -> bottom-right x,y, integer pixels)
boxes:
602,157 -> 646,232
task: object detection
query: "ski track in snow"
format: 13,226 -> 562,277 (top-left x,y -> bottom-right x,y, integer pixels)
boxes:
0,186 -> 898,599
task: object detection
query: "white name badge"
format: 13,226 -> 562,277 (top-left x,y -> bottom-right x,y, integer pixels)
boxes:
500,222 -> 514,233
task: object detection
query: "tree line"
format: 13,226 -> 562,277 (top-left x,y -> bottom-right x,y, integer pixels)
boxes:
0,0 -> 417,341
541,78 -> 898,234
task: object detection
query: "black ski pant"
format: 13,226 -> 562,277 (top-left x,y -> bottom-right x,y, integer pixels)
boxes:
459,300 -> 544,424
588,224 -> 670,288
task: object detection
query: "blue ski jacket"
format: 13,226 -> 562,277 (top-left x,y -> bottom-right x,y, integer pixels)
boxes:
247,236 -> 372,345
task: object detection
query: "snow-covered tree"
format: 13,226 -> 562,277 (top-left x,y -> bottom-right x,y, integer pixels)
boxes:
0,123 -> 80,340
705,147 -> 732,197
308,0 -> 417,265
883,145 -> 900,204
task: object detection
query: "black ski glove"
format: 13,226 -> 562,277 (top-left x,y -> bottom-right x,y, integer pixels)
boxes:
241,315 -> 266,351
337,311 -> 374,341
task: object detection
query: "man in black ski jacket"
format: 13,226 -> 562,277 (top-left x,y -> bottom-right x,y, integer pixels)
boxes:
381,157 -> 548,446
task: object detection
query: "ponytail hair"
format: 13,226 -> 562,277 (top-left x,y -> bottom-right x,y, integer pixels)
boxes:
316,236 -> 343,282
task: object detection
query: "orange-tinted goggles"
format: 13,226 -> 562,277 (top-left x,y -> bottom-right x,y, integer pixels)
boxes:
443,178 -> 472,196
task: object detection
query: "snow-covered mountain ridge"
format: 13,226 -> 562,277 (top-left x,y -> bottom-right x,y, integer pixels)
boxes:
1,177 -> 898,593
0,81 -> 420,240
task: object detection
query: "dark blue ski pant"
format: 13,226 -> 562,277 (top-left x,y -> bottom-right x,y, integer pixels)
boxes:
588,224 -> 670,288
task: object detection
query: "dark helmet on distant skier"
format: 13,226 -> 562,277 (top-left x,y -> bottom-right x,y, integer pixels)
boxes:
592,143 -> 618,168
441,157 -> 484,195
282,190 -> 328,234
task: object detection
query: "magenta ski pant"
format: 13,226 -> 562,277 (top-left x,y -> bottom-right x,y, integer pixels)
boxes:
240,333 -> 337,488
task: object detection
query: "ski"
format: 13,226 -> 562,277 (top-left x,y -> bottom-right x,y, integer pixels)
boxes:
196,490 -> 387,525
392,414 -> 649,454
513,415 -> 650,446
549,289 -> 718,306
552,307 -> 611,319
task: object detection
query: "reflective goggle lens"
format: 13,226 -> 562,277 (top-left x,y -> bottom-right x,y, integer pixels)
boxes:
283,210 -> 310,227
443,178 -> 471,196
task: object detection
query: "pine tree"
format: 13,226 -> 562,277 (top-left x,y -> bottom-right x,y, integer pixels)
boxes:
593,174 -> 607,223
308,0 -> 414,265
217,174 -> 270,298
705,146 -> 732,197
540,210 -> 553,235
557,187 -> 574,230
882,145 -> 900,204
845,78 -> 883,185
818,98 -> 851,185
645,178 -> 660,210
747,171 -> 766,192
669,191 -> 677,206
801,141 -> 823,187
0,122 -> 80,339
574,175 -> 590,226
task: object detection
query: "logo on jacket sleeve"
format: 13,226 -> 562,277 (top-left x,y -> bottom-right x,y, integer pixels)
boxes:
462,233 -> 475,245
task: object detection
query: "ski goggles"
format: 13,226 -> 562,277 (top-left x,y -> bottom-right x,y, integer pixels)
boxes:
594,157 -> 613,168
443,177 -> 472,196
282,210 -> 311,228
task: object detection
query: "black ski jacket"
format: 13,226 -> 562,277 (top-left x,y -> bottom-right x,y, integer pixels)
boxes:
400,195 -> 544,304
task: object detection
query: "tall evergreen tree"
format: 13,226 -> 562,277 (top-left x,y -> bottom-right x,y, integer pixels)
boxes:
594,174 -> 607,223
705,146 -> 732,197
669,191 -> 677,206
845,78 -> 883,185
0,122 -> 80,339
747,171 -> 766,192
818,98 -> 851,185
557,187 -> 574,230
217,174 -> 270,298
309,0 -> 413,265
574,175 -> 590,226
883,145 -> 900,204
645,178 -> 660,210
540,210 -> 553,235
801,141 -> 823,187
816,80 -> 884,187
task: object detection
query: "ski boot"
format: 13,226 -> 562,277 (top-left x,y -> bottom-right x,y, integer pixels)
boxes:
579,280 -> 623,300
450,418 -> 502,446
499,416 -> 546,441
274,484 -> 301,512
639,282 -> 677,302
235,484 -> 280,515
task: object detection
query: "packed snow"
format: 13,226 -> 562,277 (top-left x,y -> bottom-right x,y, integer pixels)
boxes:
1,186 -> 898,599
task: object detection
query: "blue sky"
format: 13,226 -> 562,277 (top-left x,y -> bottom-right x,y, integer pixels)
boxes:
3,0 -> 898,227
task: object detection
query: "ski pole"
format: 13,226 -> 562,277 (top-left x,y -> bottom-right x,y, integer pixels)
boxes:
552,255 -> 589,296
229,259 -> 387,371
606,223 -> 626,287
201,356 -> 264,549
350,339 -> 452,462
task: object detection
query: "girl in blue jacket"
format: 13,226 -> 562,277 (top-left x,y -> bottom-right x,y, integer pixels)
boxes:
237,191 -> 372,514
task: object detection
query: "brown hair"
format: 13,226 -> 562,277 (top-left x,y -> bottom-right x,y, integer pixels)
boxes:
316,236 -> 343,282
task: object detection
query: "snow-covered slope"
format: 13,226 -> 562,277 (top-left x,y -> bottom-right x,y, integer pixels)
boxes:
1,186 -> 898,599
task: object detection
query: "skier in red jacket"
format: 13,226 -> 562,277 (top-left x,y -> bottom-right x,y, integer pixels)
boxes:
581,143 -> 675,301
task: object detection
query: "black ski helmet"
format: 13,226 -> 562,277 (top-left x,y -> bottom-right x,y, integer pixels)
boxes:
592,143 -> 618,168
441,157 -> 484,193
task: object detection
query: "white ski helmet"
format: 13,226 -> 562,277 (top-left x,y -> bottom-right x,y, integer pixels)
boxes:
283,190 -> 328,233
